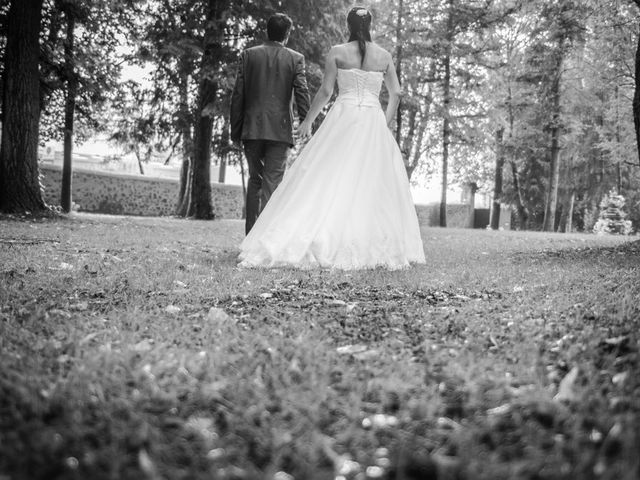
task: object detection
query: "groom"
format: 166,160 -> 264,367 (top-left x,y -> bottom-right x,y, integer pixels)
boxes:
230,13 -> 310,234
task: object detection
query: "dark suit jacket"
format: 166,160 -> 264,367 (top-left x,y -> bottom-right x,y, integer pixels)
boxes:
230,41 -> 310,146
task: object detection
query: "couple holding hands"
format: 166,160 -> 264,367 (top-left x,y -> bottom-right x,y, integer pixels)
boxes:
230,7 -> 425,270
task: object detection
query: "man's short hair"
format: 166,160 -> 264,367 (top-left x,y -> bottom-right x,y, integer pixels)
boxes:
267,13 -> 293,42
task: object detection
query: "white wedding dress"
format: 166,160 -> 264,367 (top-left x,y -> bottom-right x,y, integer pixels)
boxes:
238,68 -> 426,269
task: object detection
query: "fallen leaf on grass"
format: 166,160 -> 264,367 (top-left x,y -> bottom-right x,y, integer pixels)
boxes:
337,457 -> 361,476
288,358 -> 303,383
133,339 -> 154,352
70,301 -> 89,311
436,416 -> 462,430
336,344 -> 368,355
612,371 -> 629,386
49,308 -> 71,319
56,354 -> 70,364
594,422 -> 625,475
553,366 -> 580,403
362,414 -> 398,429
603,336 -> 629,347
138,449 -> 161,480
600,336 -> 633,356
487,404 -> 511,416
273,471 -> 294,480
335,344 -> 381,360
83,263 -> 100,275
165,305 -> 181,314
200,381 -> 230,404
185,416 -> 218,446
325,299 -> 346,306
364,465 -> 385,479
206,448 -> 226,461
207,307 -> 231,323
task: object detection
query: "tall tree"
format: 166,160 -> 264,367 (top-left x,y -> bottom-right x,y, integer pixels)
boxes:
188,0 -> 219,219
60,0 -> 85,212
0,0 -> 46,213
490,128 -> 505,229
632,0 -> 640,164
440,0 -> 454,227
394,0 -> 405,144
541,32 -> 565,232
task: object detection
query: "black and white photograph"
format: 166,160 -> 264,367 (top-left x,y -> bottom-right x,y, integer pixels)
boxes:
1,0 -> 639,479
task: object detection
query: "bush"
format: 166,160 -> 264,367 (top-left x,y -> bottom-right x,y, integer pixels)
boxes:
593,190 -> 633,235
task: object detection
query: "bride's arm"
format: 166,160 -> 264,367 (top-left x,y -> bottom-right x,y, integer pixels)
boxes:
383,54 -> 401,127
298,47 -> 339,139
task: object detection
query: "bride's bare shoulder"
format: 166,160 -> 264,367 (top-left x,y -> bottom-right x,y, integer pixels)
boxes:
329,43 -> 351,54
362,43 -> 392,70
369,43 -> 392,59
327,43 -> 353,64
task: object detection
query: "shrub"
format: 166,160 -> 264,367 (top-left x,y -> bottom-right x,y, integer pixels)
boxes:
593,190 -> 633,235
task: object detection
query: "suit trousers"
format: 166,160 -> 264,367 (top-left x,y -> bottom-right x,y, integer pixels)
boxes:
243,139 -> 290,234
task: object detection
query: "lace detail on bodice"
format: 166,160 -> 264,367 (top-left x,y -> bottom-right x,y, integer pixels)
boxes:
336,68 -> 383,107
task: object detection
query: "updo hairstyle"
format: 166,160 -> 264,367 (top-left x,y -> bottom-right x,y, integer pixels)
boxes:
347,6 -> 372,66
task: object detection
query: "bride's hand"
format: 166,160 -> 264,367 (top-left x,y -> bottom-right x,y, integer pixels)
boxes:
297,119 -> 312,140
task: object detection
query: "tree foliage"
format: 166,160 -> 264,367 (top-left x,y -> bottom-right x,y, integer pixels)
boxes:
1,0 -> 638,228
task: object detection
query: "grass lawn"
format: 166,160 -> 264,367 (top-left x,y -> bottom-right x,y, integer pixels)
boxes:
1,212 -> 638,480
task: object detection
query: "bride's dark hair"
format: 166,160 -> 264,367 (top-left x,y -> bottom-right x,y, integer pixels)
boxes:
347,6 -> 372,66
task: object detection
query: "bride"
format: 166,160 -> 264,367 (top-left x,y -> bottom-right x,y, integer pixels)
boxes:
238,6 -> 426,270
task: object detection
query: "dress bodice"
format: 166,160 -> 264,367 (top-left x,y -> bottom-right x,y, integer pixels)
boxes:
336,68 -> 384,107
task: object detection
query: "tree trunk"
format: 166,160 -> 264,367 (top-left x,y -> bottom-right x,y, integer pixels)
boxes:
176,157 -> 193,216
238,150 -> 247,219
163,135 -> 180,165
440,0 -> 454,228
188,0 -> 219,220
218,115 -> 230,183
558,190 -> 575,233
565,190 -> 575,233
134,150 -> 145,175
401,107 -> 416,168
0,0 -> 46,214
509,160 -> 528,230
190,97 -> 215,219
633,18 -> 640,166
543,128 -> 561,232
407,114 -> 427,180
176,67 -> 194,216
218,157 -> 227,183
542,38 -> 564,232
61,13 -> 77,213
394,0 -> 404,144
490,128 -> 505,230
407,67 -> 435,181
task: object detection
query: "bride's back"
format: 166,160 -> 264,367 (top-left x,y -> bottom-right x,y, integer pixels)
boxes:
333,41 -> 391,72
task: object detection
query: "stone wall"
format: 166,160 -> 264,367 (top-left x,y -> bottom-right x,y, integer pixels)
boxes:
40,164 -> 511,229
414,203 -> 511,229
40,164 -> 243,218
415,203 -> 474,228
